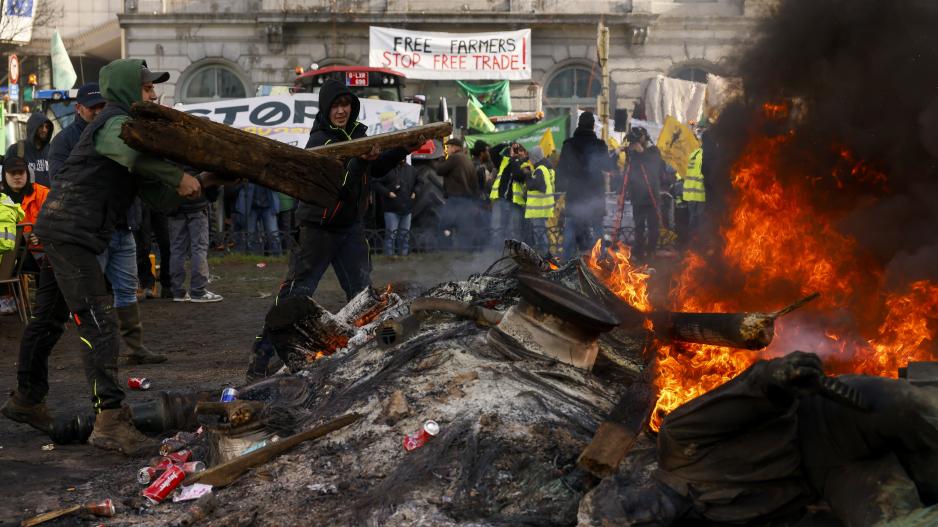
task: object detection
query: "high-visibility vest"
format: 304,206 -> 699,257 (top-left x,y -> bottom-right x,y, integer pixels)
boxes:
683,148 -> 705,203
489,156 -> 527,207
525,165 -> 556,219
0,193 -> 25,253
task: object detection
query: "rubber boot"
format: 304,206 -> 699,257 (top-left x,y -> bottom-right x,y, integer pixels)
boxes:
116,303 -> 167,364
1,393 -> 53,433
87,406 -> 158,456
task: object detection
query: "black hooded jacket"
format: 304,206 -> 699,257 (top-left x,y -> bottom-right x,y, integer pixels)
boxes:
556,126 -> 616,222
6,113 -> 52,187
296,79 -> 408,229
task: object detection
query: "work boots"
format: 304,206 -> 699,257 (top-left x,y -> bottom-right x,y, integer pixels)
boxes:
88,406 -> 158,456
116,303 -> 167,364
1,393 -> 53,433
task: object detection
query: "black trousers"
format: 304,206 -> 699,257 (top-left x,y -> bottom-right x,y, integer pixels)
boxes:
136,207 -> 172,289
43,241 -> 124,412
16,256 -> 70,404
632,203 -> 659,258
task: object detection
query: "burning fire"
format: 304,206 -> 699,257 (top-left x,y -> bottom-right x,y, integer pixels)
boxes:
590,106 -> 938,432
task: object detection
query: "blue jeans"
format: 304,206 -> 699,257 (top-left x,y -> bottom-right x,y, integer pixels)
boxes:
527,217 -> 550,254
97,230 -> 139,308
490,200 -> 523,248
169,211 -> 211,298
248,208 -> 282,256
383,212 -> 412,256
562,215 -> 603,262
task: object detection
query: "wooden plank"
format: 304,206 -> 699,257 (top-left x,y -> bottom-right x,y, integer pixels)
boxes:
185,412 -> 361,488
577,382 -> 657,478
119,101 -> 451,207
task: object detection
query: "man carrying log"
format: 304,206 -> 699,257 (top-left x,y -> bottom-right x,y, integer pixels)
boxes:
245,79 -> 420,381
15,59 -> 209,456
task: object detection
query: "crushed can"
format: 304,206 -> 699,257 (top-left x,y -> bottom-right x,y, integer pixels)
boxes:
127,377 -> 151,390
164,449 -> 192,464
83,498 -> 116,517
402,420 -> 440,451
180,461 -> 206,474
220,388 -> 238,403
137,465 -> 167,485
142,464 -> 185,506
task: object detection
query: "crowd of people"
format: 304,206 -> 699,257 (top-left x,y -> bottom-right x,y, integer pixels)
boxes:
0,56 -> 709,456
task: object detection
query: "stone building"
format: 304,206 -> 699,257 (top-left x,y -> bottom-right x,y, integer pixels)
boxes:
120,0 -> 774,127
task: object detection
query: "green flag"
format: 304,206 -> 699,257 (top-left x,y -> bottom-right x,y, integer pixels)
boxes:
51,31 -> 78,90
467,98 -> 495,133
457,80 -> 512,117
465,115 -> 569,153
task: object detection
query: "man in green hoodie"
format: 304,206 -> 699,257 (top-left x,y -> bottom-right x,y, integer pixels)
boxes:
21,59 -> 203,456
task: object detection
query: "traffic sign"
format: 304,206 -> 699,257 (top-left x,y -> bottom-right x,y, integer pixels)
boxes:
9,54 -> 20,85
9,84 -> 19,100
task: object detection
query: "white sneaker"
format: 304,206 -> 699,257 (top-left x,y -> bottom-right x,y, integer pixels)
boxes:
190,291 -> 223,303
173,293 -> 191,302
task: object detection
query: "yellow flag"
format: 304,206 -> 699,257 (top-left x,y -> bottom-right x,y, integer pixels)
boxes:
468,98 -> 496,133
539,128 -> 556,158
656,116 -> 701,178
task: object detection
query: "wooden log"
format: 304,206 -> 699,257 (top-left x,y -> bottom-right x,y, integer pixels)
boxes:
265,296 -> 357,372
577,382 -> 657,478
119,101 -> 452,206
185,412 -> 361,488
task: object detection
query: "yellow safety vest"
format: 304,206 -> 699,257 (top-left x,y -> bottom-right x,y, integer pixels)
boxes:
489,156 -> 527,207
0,193 -> 25,253
525,165 -> 556,219
683,148 -> 705,203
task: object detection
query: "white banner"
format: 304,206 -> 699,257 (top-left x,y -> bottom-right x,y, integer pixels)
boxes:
0,0 -> 37,44
176,94 -> 423,147
369,26 -> 531,81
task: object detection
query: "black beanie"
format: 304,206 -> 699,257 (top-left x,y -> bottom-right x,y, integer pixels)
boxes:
578,111 -> 595,130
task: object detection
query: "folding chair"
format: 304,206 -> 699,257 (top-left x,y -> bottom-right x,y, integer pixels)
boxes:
0,224 -> 31,324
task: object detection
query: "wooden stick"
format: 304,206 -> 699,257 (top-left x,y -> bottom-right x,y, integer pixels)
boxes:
21,505 -> 81,527
577,382 -> 657,478
119,102 -> 451,206
185,412 -> 361,488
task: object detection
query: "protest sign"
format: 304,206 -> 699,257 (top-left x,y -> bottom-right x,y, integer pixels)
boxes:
369,26 -> 531,80
178,94 -> 423,147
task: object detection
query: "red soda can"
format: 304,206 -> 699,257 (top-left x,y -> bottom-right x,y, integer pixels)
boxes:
164,449 -> 192,464
180,460 -> 206,474
142,465 -> 185,505
137,465 -> 165,485
402,420 -> 440,451
84,498 -> 116,517
127,377 -> 151,390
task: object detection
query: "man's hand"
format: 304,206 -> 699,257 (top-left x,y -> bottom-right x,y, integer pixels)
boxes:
26,233 -> 39,246
361,145 -> 381,161
388,191 -> 398,199
177,172 -> 202,199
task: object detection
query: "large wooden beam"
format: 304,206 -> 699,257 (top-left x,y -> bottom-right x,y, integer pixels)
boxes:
119,101 -> 451,207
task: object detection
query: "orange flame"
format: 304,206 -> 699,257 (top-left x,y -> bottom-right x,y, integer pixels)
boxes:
589,121 -> 937,432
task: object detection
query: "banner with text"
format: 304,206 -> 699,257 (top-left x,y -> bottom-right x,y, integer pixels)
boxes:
369,26 -> 531,81
177,94 -> 423,147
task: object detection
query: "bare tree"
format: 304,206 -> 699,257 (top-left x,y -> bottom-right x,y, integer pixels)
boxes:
0,0 -> 65,56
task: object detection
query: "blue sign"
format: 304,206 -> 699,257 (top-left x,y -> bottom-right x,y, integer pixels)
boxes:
6,0 -> 34,17
9,84 -> 19,100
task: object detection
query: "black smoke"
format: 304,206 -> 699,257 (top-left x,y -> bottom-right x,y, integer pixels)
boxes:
706,0 -> 938,287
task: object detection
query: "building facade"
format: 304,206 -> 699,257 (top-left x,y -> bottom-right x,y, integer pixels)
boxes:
121,0 -> 775,127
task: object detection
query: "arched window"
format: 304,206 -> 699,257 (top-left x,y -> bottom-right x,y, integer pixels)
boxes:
669,65 -> 712,83
180,63 -> 249,103
546,66 -> 601,100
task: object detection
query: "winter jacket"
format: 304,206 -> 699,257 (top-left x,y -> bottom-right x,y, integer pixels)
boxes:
556,127 -> 616,222
296,79 -> 408,229
35,59 -> 186,253
0,193 -> 25,253
6,113 -> 52,187
47,115 -> 86,182
432,151 -> 479,199
0,179 -> 48,251
626,147 -> 670,207
372,163 -> 418,214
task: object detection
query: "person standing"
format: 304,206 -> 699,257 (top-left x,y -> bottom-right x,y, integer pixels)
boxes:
277,192 -> 297,252
236,183 -> 281,256
488,142 -> 529,246
433,137 -> 480,250
48,84 -> 107,180
21,59 -> 206,454
682,146 -> 706,236
523,146 -> 556,254
373,159 -> 418,256
6,113 -> 53,187
245,79 -> 417,381
625,127 -> 670,260
555,112 -> 616,261
168,178 -> 222,302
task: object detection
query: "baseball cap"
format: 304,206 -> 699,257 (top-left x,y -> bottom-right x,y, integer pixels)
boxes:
141,61 -> 170,84
3,156 -> 28,173
76,82 -> 106,107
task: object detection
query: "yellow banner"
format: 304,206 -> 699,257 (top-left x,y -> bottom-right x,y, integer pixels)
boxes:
656,116 -> 700,178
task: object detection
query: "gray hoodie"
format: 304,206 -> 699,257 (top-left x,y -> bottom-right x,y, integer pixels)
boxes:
5,113 -> 52,187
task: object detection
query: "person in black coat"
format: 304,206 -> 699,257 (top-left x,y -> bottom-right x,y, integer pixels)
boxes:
373,160 -> 419,256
